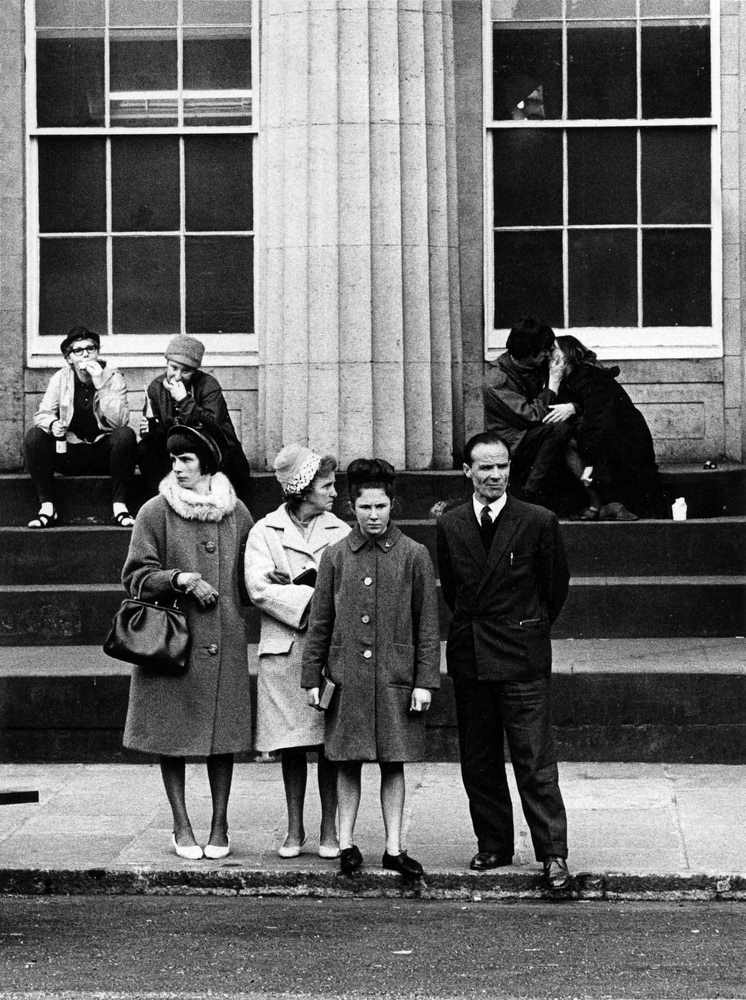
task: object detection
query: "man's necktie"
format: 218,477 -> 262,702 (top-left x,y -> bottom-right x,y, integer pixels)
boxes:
480,505 -> 494,549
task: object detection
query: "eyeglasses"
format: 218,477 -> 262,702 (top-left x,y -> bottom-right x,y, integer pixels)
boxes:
68,344 -> 98,356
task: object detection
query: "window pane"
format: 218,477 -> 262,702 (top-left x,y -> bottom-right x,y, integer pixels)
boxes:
36,1 -> 104,27
569,0 -> 635,15
110,31 -> 177,91
184,1 -> 252,26
185,137 -> 253,231
642,128 -> 710,224
39,139 -> 106,233
641,1 -> 709,15
110,0 -> 177,25
643,229 -> 710,326
494,231 -> 563,329
186,237 -> 254,334
113,238 -> 180,335
493,130 -> 562,227
109,30 -> 178,125
642,25 -> 710,118
569,230 -> 637,326
567,24 -> 636,119
39,238 -> 107,337
568,129 -> 636,225
111,137 -> 180,231
183,29 -> 252,89
492,1 -> 561,18
493,24 -> 562,121
36,32 -> 105,126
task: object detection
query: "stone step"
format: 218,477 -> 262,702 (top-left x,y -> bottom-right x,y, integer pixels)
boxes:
0,639 -> 743,763
0,577 -> 743,645
1,517 -> 744,585
1,463 -> 744,523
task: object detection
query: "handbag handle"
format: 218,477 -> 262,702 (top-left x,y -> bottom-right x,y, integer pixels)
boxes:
134,572 -> 182,612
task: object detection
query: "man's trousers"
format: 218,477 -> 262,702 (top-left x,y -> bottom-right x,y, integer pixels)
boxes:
453,674 -> 568,861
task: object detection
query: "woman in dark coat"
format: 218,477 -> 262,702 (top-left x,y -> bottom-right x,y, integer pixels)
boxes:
122,425 -> 253,861
555,336 -> 669,520
301,459 -> 440,880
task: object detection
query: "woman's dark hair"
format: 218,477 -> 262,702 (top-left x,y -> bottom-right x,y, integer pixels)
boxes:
346,457 -> 396,501
166,425 -> 222,476
555,334 -> 599,370
506,316 -> 555,361
284,455 -> 338,512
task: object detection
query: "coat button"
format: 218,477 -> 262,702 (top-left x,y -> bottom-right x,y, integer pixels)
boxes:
363,576 -> 372,586
207,644 -> 218,655
363,649 -> 372,659
361,614 -> 370,624
205,541 -> 216,553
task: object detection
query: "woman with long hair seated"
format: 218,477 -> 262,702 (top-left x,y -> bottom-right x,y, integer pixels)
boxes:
555,335 -> 669,521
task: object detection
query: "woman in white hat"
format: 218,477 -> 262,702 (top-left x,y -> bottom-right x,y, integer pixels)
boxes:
244,444 -> 350,858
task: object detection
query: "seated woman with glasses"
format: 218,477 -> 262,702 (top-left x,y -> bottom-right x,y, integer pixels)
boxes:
23,326 -> 138,528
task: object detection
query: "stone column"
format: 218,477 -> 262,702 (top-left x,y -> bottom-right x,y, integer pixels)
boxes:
257,0 -> 463,469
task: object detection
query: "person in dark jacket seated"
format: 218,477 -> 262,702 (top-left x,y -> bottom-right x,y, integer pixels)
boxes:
138,335 -> 252,510
483,317 -> 581,511
555,335 -> 669,521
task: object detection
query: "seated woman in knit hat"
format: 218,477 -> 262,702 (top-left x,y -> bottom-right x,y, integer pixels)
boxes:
138,334 -> 253,510
244,444 -> 351,860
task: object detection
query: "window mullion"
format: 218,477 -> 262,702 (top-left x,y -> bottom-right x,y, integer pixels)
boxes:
180,137 -> 187,336
562,129 -> 569,331
106,138 -> 113,338
636,128 -> 643,330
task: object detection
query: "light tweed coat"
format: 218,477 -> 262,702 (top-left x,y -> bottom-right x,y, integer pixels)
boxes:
122,472 -> 253,757
244,504 -> 350,752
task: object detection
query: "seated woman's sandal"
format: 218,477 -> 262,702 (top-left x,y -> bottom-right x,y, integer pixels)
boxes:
112,510 -> 135,528
27,508 -> 59,529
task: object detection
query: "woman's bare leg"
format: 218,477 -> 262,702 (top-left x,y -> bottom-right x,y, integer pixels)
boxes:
160,755 -> 197,846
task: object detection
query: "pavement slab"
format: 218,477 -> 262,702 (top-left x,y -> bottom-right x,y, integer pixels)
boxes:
0,761 -> 744,901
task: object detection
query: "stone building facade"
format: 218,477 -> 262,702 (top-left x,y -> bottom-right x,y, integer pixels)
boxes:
0,1 -> 742,471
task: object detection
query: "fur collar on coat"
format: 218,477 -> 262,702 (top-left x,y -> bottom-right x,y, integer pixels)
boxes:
159,471 -> 237,522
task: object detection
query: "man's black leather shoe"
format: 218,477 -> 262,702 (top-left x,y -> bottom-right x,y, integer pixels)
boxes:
543,856 -> 571,891
382,850 -> 424,880
340,845 -> 363,876
470,851 -> 512,871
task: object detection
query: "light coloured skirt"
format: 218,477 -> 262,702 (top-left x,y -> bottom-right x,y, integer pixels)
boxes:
254,650 -> 325,752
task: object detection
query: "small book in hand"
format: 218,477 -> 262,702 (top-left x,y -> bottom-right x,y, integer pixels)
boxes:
292,567 -> 317,588
317,675 -> 336,710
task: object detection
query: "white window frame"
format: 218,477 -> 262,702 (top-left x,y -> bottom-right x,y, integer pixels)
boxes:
483,0 -> 722,361
25,0 -> 259,368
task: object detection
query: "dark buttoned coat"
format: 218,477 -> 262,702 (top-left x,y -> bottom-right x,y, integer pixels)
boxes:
300,524 -> 440,762
436,497 -> 569,682
121,473 -> 253,757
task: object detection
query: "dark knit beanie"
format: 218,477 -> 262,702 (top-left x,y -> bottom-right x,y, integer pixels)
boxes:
165,334 -> 205,369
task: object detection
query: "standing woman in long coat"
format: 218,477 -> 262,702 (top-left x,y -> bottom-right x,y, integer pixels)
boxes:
244,445 -> 350,859
122,425 -> 253,861
301,459 -> 441,880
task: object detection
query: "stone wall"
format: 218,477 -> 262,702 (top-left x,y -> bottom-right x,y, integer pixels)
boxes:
0,1 -> 25,469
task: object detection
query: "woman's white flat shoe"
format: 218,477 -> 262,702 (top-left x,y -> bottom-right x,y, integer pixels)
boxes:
318,843 -> 341,859
204,838 -> 231,860
277,837 -> 306,859
171,833 -> 203,861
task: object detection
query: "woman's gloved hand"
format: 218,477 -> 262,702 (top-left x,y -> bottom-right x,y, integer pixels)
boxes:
176,571 -> 219,608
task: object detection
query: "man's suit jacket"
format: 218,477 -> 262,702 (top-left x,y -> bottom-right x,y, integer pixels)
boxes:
436,497 -> 569,682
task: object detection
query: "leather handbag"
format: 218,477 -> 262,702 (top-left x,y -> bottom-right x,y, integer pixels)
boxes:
103,579 -> 191,676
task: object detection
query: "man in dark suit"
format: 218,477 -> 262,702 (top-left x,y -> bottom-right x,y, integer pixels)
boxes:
436,430 -> 571,891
